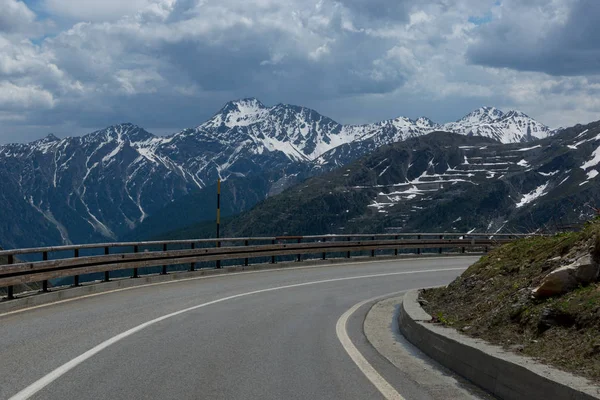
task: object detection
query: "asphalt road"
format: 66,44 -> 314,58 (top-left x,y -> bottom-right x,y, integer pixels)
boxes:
0,256 -> 481,400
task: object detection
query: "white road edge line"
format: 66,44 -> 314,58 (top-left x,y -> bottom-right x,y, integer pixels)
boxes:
336,294 -> 407,400
0,256 -> 478,318
8,266 -> 466,400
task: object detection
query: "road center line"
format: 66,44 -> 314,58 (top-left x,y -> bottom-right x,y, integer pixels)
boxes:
9,266 -> 466,400
336,294 -> 407,400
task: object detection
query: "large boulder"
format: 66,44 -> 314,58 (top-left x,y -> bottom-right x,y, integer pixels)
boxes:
533,255 -> 600,298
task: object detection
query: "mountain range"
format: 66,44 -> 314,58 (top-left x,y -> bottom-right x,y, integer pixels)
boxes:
163,120 -> 600,240
0,99 -> 556,248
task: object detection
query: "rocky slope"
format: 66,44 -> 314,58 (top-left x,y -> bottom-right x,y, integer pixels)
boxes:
0,99 -> 553,248
421,221 -> 600,383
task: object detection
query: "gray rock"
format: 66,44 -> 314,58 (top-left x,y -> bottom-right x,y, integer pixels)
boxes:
533,254 -> 600,298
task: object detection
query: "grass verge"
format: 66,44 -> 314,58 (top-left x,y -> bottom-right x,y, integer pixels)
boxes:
421,222 -> 600,383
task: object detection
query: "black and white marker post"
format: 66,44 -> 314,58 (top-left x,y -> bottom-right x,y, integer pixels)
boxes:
216,178 -> 221,269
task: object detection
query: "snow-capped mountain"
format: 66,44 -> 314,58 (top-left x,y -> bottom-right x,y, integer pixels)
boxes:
0,124 -> 198,247
443,107 -> 552,143
177,99 -> 552,167
209,120 -> 600,238
0,99 -> 555,248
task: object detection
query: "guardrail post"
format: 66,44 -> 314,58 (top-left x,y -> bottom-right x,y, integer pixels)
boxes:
347,237 -> 351,259
133,246 -> 139,278
394,236 -> 398,256
485,246 -> 489,253
461,246 -> 465,254
161,244 -> 168,275
417,234 -> 421,255
190,243 -> 196,272
104,247 -> 110,282
271,239 -> 276,264
216,239 -> 221,269
297,238 -> 301,262
6,254 -> 14,300
439,235 -> 443,254
322,237 -> 327,260
244,240 -> 249,266
371,236 -> 375,257
73,249 -> 80,287
42,251 -> 49,292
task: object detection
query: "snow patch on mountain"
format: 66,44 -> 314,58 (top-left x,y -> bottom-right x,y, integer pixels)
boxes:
581,146 -> 600,170
516,182 -> 549,208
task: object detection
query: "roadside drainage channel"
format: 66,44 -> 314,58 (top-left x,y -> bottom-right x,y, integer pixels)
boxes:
397,289 -> 600,400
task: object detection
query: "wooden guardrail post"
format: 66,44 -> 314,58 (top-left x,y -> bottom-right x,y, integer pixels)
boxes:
271,239 -> 276,264
417,234 -> 421,255
371,236 -> 376,257
72,249 -> 80,287
439,235 -> 443,254
161,243 -> 168,275
395,236 -> 399,256
347,237 -> 351,259
322,237 -> 327,260
190,243 -> 196,271
104,247 -> 110,282
297,238 -> 302,262
216,238 -> 221,269
244,240 -> 249,266
133,245 -> 139,278
6,254 -> 14,300
42,251 -> 49,292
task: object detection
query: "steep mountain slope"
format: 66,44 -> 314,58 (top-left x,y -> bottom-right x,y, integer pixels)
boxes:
123,175 -> 272,241
168,121 -> 600,239
0,99 -> 553,248
0,124 -> 197,248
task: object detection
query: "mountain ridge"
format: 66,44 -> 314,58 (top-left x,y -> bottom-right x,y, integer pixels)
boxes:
155,120 -> 600,240
0,99 -> 557,248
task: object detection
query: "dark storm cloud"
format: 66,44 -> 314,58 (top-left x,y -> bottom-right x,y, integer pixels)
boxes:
335,0 -> 413,22
467,0 -> 600,76
151,10 -> 411,104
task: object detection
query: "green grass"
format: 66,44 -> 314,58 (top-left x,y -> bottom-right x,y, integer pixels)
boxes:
422,220 -> 600,383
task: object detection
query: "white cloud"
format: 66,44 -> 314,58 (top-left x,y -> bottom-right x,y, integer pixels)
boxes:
0,0 -> 598,142
0,0 -> 37,34
0,81 -> 55,109
115,69 -> 164,95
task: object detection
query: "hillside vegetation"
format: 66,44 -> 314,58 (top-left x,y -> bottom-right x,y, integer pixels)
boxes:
422,220 -> 600,382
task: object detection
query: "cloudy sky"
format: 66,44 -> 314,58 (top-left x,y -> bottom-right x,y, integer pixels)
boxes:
1,0 -> 599,143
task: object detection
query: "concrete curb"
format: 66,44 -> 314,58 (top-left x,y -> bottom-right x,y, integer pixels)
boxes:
0,253 -> 478,315
398,289 -> 600,400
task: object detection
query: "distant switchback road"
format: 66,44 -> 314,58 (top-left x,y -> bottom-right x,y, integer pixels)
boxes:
0,257 -> 480,400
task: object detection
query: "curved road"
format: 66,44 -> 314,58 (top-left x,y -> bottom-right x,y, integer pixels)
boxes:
0,257 -> 480,400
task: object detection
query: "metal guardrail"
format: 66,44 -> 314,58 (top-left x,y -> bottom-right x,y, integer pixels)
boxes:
0,233 -> 528,300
